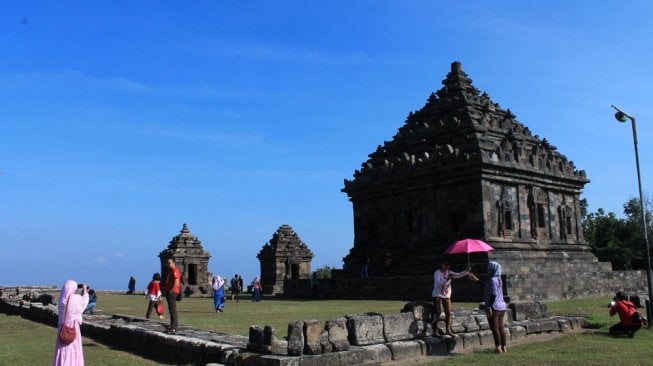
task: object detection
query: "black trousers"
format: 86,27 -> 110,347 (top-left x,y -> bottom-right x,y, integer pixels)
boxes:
609,322 -> 641,335
166,292 -> 178,330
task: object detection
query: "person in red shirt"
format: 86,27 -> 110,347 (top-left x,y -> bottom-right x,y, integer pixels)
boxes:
164,258 -> 181,333
609,291 -> 642,338
145,273 -> 163,320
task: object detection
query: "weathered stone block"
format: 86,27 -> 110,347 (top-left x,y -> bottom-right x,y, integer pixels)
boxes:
260,355 -> 300,366
360,344 -> 392,363
569,316 -> 584,331
319,330 -> 332,353
287,321 -> 304,356
232,351 -> 259,366
509,325 -> 526,340
478,330 -> 494,347
421,337 -> 448,356
525,322 -> 541,334
509,302 -> 548,321
401,301 -> 434,321
336,348 -> 365,365
263,325 -> 275,345
345,313 -> 384,346
382,312 -> 418,341
474,315 -> 490,330
386,340 -> 423,360
418,320 -> 434,337
270,340 -> 288,356
461,332 -> 480,349
460,315 -> 480,332
557,319 -> 571,333
539,320 -> 559,332
450,317 -> 466,334
248,326 -> 264,352
303,319 -> 322,355
325,318 -> 350,351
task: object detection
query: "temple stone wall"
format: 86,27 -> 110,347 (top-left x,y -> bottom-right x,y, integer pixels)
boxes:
344,180 -> 483,277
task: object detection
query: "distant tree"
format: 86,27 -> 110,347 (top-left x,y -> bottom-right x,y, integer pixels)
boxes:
583,195 -> 653,270
312,266 -> 333,280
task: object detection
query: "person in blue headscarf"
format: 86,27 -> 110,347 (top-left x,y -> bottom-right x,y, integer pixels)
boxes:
212,276 -> 225,312
484,261 -> 508,353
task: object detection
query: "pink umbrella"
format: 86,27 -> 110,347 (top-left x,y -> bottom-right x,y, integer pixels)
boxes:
444,238 -> 494,267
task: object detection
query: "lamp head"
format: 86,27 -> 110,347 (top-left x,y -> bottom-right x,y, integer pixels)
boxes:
615,111 -> 629,123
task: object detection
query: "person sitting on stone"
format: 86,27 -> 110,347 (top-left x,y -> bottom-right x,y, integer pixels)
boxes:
609,291 -> 642,338
83,289 -> 97,314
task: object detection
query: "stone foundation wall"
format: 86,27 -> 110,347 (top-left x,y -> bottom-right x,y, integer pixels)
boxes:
305,264 -> 646,302
1,295 -> 586,365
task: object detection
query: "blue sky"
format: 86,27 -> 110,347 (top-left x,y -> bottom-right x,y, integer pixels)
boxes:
1,1 -> 651,290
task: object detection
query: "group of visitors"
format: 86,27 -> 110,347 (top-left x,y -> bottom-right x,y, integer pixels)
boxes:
54,256 -> 645,364
432,259 -> 507,354
433,259 -> 647,356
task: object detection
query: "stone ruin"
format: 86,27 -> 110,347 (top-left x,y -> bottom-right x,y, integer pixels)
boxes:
159,223 -> 212,296
338,61 -> 647,301
1,291 -> 585,365
257,224 -> 314,295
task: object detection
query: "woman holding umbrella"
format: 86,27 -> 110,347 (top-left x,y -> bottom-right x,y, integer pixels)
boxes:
432,260 -> 472,336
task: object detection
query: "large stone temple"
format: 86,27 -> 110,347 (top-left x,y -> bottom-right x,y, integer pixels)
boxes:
337,62 -> 646,301
159,223 -> 212,296
257,224 -> 314,295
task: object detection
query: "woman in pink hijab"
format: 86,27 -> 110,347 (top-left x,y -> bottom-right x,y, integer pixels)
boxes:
53,280 -> 89,366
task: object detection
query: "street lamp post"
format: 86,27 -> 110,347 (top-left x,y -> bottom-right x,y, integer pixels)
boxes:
612,104 -> 653,327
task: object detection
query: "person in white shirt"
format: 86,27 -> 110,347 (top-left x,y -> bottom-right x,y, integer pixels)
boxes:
432,260 -> 471,336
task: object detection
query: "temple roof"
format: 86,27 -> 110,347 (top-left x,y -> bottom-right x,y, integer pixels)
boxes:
257,224 -> 314,259
161,223 -> 210,254
343,61 -> 588,193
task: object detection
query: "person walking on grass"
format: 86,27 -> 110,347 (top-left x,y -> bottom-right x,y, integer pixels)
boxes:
145,273 -> 164,320
212,276 -> 225,312
484,261 -> 508,354
164,258 -> 181,333
432,260 -> 470,336
251,276 -> 262,302
230,274 -> 241,302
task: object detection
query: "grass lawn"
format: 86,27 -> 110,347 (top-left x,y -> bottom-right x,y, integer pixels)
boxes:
0,314 -> 157,365
2,293 -> 651,365
99,292 -> 411,336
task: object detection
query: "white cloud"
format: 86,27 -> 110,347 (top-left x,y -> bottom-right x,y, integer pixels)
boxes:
115,252 -> 125,258
96,256 -> 108,265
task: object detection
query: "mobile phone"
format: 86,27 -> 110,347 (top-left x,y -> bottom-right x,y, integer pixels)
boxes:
77,284 -> 84,289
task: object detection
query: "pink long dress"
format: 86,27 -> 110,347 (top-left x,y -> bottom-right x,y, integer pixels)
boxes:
53,280 -> 89,366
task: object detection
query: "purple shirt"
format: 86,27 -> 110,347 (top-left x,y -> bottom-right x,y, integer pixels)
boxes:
484,276 -> 507,311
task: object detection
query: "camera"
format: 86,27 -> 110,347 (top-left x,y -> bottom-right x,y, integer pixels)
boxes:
77,284 -> 85,289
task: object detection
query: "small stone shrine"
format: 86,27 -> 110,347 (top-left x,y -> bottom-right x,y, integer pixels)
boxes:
257,224 -> 314,295
340,62 -> 646,300
159,223 -> 212,296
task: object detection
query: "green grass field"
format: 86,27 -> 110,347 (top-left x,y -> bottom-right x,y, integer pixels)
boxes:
1,294 -> 651,365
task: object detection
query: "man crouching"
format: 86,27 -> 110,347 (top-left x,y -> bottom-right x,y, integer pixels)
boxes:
608,291 -> 642,338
